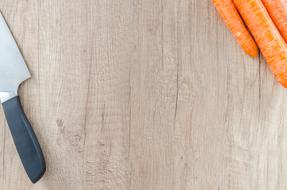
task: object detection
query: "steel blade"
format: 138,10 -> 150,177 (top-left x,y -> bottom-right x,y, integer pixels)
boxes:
0,12 -> 31,95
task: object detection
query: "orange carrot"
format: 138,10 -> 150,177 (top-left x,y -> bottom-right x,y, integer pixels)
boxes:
234,0 -> 287,88
262,0 -> 287,42
212,0 -> 258,57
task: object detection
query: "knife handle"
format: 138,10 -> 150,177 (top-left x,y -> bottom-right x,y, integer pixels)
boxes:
2,96 -> 46,183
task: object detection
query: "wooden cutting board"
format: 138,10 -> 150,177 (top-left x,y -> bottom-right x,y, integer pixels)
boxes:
0,0 -> 285,189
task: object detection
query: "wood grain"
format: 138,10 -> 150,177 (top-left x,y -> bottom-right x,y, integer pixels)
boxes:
0,0 -> 286,189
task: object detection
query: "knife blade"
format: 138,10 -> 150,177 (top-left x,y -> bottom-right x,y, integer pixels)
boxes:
0,12 -> 45,183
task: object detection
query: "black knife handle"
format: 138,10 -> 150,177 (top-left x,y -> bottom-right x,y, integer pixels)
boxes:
2,96 -> 45,183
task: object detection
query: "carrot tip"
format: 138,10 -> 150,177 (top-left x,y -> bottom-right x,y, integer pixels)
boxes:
248,50 -> 259,58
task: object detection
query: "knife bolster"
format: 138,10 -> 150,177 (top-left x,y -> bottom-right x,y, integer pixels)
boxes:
0,91 -> 17,103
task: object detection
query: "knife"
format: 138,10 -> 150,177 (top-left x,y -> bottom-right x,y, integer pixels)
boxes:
0,12 -> 45,183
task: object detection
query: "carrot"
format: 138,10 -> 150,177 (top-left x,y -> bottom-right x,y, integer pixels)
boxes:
234,0 -> 287,88
262,0 -> 287,42
212,0 -> 258,57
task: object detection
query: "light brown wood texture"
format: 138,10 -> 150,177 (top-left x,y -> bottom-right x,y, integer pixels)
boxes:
0,0 -> 286,189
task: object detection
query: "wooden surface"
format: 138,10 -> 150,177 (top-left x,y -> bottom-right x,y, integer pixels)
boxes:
0,0 -> 287,189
